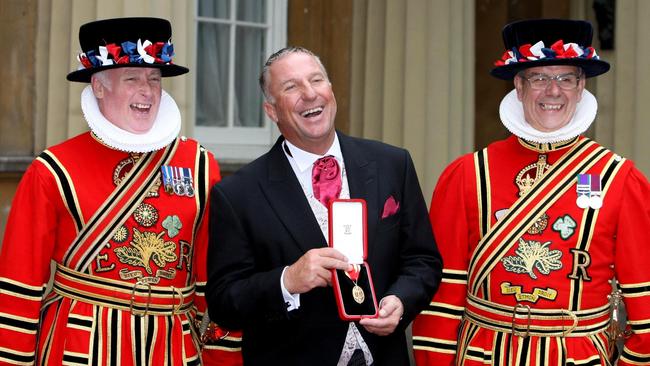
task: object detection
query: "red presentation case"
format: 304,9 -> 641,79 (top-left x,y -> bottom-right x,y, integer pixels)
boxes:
329,199 -> 378,320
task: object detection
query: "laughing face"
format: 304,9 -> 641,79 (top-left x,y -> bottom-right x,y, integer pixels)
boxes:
92,67 -> 162,134
262,52 -> 337,155
514,65 -> 585,132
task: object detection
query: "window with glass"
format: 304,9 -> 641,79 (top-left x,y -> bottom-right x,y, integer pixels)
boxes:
195,0 -> 286,160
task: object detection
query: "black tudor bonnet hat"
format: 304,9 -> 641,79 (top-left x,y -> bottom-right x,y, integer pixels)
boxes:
67,17 -> 189,82
490,18 -> 610,80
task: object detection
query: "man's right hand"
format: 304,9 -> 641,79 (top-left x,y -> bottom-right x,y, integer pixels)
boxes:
283,247 -> 351,294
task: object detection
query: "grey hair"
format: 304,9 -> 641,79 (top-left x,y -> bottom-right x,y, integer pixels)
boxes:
259,46 -> 329,103
92,70 -> 112,91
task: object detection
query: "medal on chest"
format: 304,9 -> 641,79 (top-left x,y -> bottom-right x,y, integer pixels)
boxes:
161,165 -> 195,197
576,173 -> 602,209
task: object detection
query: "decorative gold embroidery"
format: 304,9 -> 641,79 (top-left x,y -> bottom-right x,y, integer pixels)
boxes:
518,136 -> 580,153
113,155 -> 160,197
118,268 -> 161,284
95,243 -> 116,273
500,282 -> 558,302
527,213 -> 549,235
133,203 -> 159,227
501,238 -> 563,279
516,155 -> 551,197
516,155 -> 552,234
114,228 -> 178,275
112,225 -> 129,243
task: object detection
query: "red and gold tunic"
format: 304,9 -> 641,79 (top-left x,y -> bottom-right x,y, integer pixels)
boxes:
0,132 -> 242,365
413,136 -> 650,366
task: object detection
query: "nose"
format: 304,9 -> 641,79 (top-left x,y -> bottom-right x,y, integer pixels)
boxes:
137,79 -> 153,97
545,78 -> 562,96
301,83 -> 318,101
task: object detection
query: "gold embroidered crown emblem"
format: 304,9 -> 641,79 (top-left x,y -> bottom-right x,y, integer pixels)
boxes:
515,155 -> 551,197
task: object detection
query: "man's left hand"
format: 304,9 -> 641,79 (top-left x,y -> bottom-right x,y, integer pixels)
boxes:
359,295 -> 403,336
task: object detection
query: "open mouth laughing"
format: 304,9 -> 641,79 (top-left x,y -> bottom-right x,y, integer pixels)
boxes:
539,103 -> 563,111
131,103 -> 152,113
300,106 -> 323,118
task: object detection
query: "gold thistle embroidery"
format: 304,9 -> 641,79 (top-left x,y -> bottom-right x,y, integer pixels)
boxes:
114,228 -> 178,275
501,238 -> 563,279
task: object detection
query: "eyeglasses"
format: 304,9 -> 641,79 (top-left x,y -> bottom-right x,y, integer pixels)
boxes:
521,73 -> 581,90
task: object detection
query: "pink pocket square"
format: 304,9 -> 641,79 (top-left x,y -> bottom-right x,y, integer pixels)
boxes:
381,196 -> 400,219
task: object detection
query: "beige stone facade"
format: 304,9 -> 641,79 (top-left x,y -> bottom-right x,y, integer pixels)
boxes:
1,0 -> 649,242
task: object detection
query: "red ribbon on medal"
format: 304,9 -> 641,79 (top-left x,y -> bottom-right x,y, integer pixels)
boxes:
346,264 -> 361,282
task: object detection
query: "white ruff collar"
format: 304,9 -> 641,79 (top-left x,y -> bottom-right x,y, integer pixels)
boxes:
81,85 -> 181,153
499,88 -> 597,144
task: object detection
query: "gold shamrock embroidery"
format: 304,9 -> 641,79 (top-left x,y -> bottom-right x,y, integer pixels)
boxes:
114,228 -> 178,274
501,238 -> 563,279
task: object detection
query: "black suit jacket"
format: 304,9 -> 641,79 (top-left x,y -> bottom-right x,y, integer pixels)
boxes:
207,132 -> 442,365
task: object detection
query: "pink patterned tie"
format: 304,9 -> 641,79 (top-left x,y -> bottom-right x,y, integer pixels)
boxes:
312,156 -> 342,208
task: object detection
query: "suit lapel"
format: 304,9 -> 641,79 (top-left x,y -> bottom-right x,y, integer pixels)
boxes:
339,133 -> 380,249
260,138 -> 328,254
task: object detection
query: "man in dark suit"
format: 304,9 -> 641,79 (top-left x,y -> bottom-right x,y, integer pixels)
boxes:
207,47 -> 442,366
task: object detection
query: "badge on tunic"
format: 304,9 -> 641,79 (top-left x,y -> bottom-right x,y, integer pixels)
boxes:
181,167 -> 195,197
161,165 -> 175,194
173,167 -> 186,196
552,214 -> 577,240
133,202 -> 159,227
576,174 -> 602,209
589,175 -> 603,209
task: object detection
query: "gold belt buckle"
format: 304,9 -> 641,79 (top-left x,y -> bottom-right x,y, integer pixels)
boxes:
512,303 -> 531,337
129,279 -> 152,316
171,286 -> 184,314
561,308 -> 578,337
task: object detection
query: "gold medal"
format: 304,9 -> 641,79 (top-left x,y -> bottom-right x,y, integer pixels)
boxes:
346,264 -> 365,304
352,284 -> 365,304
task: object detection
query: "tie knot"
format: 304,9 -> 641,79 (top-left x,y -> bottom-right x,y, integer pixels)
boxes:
313,156 -> 339,180
312,156 -> 342,208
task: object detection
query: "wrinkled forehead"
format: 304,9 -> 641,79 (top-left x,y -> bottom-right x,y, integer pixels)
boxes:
267,55 -> 322,89
521,65 -> 582,76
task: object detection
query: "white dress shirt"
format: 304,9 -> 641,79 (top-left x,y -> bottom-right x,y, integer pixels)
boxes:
279,135 -> 373,366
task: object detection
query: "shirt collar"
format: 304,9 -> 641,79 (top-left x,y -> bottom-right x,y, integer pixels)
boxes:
283,134 -> 343,173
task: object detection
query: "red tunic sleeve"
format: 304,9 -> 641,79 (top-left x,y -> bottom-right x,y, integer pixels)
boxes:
412,154 -> 476,366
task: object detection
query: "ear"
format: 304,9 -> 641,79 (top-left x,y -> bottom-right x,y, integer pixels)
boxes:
91,76 -> 105,99
513,75 -> 525,101
576,76 -> 586,102
263,101 -> 278,123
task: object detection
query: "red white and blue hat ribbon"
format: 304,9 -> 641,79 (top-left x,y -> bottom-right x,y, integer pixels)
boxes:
495,39 -> 600,67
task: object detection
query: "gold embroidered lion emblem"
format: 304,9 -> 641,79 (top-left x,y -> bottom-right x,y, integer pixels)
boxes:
501,238 -> 563,279
114,228 -> 178,274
